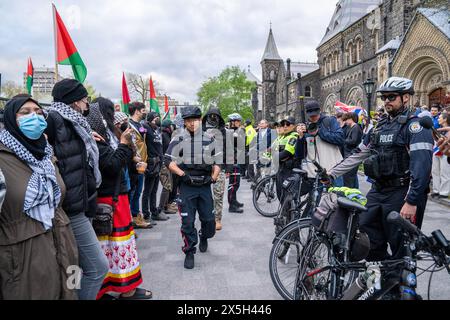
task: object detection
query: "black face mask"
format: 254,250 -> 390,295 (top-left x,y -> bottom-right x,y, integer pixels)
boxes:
155,120 -> 161,127
82,108 -> 90,117
120,122 -> 129,132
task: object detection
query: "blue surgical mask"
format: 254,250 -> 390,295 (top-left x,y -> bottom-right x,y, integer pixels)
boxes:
18,112 -> 47,140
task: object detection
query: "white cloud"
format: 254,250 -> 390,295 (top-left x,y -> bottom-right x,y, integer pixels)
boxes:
0,0 -> 336,103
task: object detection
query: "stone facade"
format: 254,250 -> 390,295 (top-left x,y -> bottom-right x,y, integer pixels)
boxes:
392,8 -> 450,106
260,0 -> 450,120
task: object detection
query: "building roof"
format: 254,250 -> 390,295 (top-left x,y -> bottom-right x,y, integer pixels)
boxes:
319,0 -> 382,47
376,36 -> 401,54
261,28 -> 282,61
245,67 -> 261,84
286,61 -> 320,78
418,8 -> 450,40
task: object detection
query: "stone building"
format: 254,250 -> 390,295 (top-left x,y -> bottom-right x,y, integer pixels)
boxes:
260,28 -> 320,122
260,0 -> 450,121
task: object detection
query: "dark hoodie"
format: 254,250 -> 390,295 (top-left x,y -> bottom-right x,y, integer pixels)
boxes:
202,108 -> 227,167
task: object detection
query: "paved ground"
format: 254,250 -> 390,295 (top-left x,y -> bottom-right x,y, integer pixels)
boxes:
136,176 -> 450,300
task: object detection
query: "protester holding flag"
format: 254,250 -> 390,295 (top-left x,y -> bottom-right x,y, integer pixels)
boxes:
46,79 -> 109,300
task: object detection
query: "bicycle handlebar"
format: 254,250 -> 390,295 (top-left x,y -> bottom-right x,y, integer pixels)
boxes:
312,160 -> 325,173
387,211 -> 420,236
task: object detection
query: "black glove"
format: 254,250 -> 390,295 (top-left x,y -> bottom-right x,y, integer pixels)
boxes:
320,172 -> 333,186
181,174 -> 192,184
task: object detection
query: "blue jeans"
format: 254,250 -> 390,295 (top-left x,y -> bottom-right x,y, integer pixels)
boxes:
69,212 -> 109,300
333,176 -> 344,187
129,174 -> 144,217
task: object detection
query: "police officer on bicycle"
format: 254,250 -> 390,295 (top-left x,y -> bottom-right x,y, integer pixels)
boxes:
274,116 -> 299,202
164,106 -> 221,269
329,77 -> 434,261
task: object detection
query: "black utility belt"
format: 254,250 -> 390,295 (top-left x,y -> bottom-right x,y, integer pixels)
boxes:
374,177 -> 410,189
185,175 -> 212,187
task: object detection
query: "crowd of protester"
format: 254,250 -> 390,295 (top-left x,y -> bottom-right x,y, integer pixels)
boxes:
0,76 -> 449,299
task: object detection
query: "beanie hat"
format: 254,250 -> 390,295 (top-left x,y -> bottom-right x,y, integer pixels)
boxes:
162,119 -> 173,128
52,79 -> 88,105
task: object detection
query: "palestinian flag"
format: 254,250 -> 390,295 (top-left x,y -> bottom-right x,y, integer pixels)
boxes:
53,4 -> 87,83
149,77 -> 160,115
122,72 -> 131,115
26,57 -> 34,95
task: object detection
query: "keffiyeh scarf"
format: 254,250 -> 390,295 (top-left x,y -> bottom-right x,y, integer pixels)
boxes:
48,102 -> 102,187
0,130 -> 61,230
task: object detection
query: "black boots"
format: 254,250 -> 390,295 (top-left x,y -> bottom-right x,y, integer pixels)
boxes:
184,252 -> 194,269
235,201 -> 244,208
229,204 -> 244,213
199,237 -> 208,253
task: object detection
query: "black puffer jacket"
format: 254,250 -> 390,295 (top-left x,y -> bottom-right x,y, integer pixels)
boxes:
96,141 -> 133,197
46,111 -> 98,218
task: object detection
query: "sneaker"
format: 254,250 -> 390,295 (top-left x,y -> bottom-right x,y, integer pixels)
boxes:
165,202 -> 178,214
199,237 -> 208,253
439,195 -> 449,199
430,193 -> 439,199
215,220 -> 222,231
143,216 -> 158,226
229,206 -> 244,214
152,211 -> 169,221
184,252 -> 195,269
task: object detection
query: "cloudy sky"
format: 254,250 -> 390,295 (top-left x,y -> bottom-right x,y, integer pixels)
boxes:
0,0 -> 337,103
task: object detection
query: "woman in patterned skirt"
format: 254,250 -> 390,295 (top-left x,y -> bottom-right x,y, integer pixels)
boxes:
87,98 -> 152,300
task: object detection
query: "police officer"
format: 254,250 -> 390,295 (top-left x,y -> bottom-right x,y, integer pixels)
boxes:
329,77 -> 433,262
164,106 -> 221,269
227,113 -> 245,213
274,116 -> 299,202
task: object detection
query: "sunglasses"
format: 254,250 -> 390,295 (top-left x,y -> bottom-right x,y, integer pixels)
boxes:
380,94 -> 400,102
280,122 -> 292,127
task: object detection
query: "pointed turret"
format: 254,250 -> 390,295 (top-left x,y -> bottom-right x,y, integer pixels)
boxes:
261,28 -> 282,62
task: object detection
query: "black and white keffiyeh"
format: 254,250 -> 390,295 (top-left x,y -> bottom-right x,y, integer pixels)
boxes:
0,130 -> 61,230
0,168 -> 5,211
47,102 -> 102,187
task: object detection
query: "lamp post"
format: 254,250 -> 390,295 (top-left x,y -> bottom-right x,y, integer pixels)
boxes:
363,78 -> 375,120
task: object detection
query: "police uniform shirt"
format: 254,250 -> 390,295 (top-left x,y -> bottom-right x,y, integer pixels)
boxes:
365,110 -> 434,206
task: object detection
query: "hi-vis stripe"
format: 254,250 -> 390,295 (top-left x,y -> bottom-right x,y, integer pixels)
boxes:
410,143 -> 433,152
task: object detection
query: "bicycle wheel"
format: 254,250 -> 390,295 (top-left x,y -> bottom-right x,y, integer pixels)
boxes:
253,175 -> 280,217
293,233 -> 333,300
269,218 -> 313,300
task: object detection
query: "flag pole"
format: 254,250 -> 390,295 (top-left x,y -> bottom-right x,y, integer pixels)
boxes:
52,4 -> 59,83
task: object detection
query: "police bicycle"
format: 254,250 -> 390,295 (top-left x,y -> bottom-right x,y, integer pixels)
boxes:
268,161 -> 328,300
292,203 -> 450,300
274,161 -> 327,236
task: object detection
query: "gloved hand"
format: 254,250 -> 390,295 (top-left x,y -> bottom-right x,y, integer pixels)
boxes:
320,172 -> 333,186
181,173 -> 192,184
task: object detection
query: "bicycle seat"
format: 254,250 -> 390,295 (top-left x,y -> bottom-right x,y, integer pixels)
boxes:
337,197 -> 367,212
292,168 -> 307,176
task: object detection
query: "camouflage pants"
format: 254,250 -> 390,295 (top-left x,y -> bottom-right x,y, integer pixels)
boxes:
213,171 -> 226,221
159,164 -> 173,211
159,164 -> 173,192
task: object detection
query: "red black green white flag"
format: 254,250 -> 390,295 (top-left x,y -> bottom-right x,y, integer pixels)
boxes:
121,72 -> 131,115
26,57 -> 34,95
149,77 -> 160,115
53,4 -> 87,83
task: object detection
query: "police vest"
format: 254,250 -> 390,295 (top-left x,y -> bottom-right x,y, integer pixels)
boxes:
177,131 -> 215,176
278,131 -> 298,155
364,112 -> 415,181
245,125 -> 257,146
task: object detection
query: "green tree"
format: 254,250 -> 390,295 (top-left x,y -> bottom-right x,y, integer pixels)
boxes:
84,82 -> 99,100
0,81 -> 25,99
197,66 -> 256,122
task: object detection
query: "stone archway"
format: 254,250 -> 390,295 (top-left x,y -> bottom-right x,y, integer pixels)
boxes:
324,93 -> 337,114
345,86 -> 364,107
395,47 -> 449,106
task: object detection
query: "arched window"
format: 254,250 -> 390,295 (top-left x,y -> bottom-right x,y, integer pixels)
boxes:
305,86 -> 312,97
323,58 -> 327,76
355,36 -> 363,62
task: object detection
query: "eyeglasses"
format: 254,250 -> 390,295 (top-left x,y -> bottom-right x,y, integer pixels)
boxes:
281,122 -> 291,127
380,94 -> 400,102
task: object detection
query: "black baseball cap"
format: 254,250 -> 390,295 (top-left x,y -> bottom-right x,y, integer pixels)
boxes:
280,116 -> 296,126
305,101 -> 321,116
